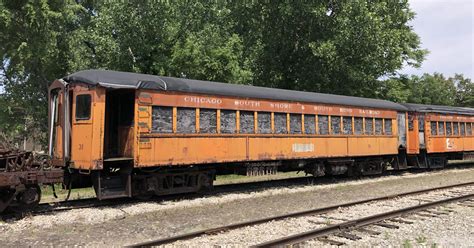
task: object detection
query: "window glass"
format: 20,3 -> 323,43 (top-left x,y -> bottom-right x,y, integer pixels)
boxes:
453,122 -> 459,135
257,112 -> 272,134
177,108 -> 196,133
75,94 -> 91,120
220,110 -> 236,134
446,122 -> 452,136
331,116 -> 341,135
384,119 -> 392,135
318,115 -> 329,135
240,111 -> 255,134
290,114 -> 302,134
304,115 -> 316,134
467,123 -> 473,135
365,118 -> 374,135
460,123 -> 466,136
418,115 -> 425,131
354,117 -> 363,135
430,121 -> 437,135
274,113 -> 287,134
152,106 -> 173,133
375,118 -> 383,135
438,122 -> 445,135
199,109 -> 217,134
343,117 -> 352,135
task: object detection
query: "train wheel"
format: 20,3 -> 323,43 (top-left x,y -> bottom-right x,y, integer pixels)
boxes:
16,185 -> 41,212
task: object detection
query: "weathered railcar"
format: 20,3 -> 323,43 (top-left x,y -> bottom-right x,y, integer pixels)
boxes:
47,70 -> 473,200
401,103 -> 474,167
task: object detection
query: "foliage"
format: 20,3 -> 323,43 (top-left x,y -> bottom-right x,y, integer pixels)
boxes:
1,0 -> 471,148
378,73 -> 473,107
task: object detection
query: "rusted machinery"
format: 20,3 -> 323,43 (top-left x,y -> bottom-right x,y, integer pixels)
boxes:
0,137 -> 63,213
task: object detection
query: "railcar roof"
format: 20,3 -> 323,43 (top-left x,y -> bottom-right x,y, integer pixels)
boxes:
63,70 -> 408,111
402,103 -> 474,116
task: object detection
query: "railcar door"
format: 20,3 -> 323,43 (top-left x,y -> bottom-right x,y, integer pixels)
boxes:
48,81 -> 67,166
407,112 -> 420,154
70,86 -> 106,170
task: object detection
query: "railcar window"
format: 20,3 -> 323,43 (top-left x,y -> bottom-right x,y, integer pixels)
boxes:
152,106 -> 173,133
343,117 -> 353,135
408,116 -> 414,131
177,108 -> 196,133
199,109 -> 217,134
460,123 -> 466,136
240,111 -> 255,134
430,121 -> 437,135
467,123 -> 473,135
375,118 -> 383,135
304,115 -> 316,134
384,119 -> 392,135
274,113 -> 287,134
221,110 -> 237,133
257,112 -> 272,134
365,118 -> 374,135
354,117 -> 363,135
438,122 -> 445,135
75,94 -> 91,120
446,122 -> 452,136
290,114 -> 302,134
418,115 -> 425,131
453,122 -> 459,135
331,116 -> 341,135
318,115 -> 329,135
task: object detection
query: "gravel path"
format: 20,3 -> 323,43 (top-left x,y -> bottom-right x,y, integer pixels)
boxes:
1,167 -> 474,246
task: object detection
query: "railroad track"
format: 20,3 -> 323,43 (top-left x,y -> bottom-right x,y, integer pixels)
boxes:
3,163 -> 473,218
128,181 -> 474,247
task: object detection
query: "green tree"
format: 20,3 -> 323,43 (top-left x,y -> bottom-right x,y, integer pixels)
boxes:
452,74 -> 474,107
230,1 -> 427,97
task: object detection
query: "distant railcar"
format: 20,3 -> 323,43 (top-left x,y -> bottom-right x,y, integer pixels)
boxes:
47,70 -> 474,200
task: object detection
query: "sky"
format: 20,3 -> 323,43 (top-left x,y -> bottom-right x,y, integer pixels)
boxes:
399,0 -> 473,78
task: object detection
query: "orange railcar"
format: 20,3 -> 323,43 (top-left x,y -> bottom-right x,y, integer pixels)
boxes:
48,70 -> 474,199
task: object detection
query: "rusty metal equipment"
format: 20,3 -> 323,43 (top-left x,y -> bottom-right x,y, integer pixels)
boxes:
0,136 -> 63,213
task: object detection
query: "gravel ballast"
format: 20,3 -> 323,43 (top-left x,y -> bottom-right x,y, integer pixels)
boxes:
1,167 -> 474,246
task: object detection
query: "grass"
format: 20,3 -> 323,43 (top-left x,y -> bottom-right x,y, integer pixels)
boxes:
40,171 -> 305,203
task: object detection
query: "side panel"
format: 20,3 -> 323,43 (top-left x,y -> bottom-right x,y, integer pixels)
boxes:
136,136 -> 399,167
425,113 -> 474,154
406,113 -> 420,154
70,86 -> 106,170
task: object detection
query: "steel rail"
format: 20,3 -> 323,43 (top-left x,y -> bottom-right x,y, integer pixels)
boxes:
254,193 -> 474,247
128,181 -> 474,247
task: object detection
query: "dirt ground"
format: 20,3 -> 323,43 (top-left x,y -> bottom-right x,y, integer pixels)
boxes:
1,167 -> 474,247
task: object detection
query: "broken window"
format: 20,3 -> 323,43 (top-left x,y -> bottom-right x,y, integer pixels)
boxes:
304,115 -> 316,134
220,110 -> 237,134
177,108 -> 196,133
152,106 -> 173,133
431,121 -> 437,136
375,118 -> 383,135
343,117 -> 352,135
257,112 -> 272,134
274,113 -> 287,134
331,116 -> 341,135
290,114 -> 302,134
354,117 -> 363,135
365,118 -> 374,135
240,111 -> 255,134
446,122 -> 452,136
453,122 -> 459,135
199,109 -> 217,134
460,123 -> 466,136
438,122 -> 445,135
318,115 -> 329,135
384,119 -> 393,135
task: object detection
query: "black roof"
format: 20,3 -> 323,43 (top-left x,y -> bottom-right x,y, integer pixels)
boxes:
402,103 -> 474,116
64,70 -> 408,111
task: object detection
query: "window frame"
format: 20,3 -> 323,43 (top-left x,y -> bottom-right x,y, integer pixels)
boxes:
75,94 -> 92,121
